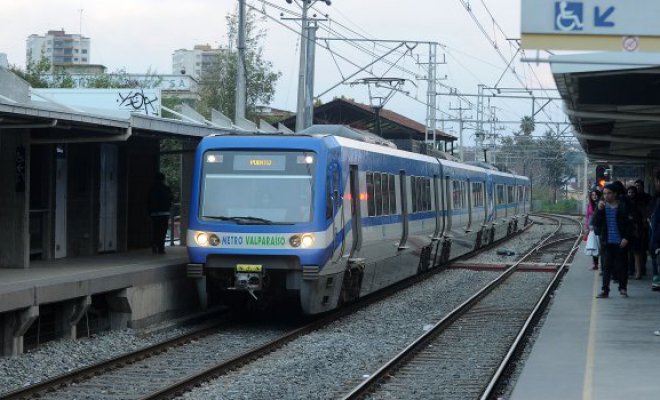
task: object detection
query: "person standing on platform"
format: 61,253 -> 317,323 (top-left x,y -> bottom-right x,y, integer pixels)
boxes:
650,173 -> 660,336
649,172 -> 660,291
148,172 -> 173,254
585,188 -> 602,271
635,179 -> 652,277
593,183 -> 633,298
627,186 -> 646,279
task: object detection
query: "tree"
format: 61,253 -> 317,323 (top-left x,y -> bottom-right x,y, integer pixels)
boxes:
197,7 -> 281,120
519,115 -> 535,136
10,53 -> 74,88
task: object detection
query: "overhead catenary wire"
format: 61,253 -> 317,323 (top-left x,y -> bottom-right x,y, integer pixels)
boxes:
251,1 -> 473,125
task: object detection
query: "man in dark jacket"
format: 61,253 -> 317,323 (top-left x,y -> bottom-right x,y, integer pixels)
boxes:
148,172 -> 174,254
649,172 -> 660,290
592,183 -> 633,298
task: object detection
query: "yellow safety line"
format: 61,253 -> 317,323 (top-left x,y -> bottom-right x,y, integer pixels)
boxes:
582,270 -> 599,400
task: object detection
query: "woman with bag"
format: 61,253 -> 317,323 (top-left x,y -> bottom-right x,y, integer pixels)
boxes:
585,188 -> 602,270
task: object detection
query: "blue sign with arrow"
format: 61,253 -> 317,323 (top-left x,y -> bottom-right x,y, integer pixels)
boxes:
595,6 -> 616,27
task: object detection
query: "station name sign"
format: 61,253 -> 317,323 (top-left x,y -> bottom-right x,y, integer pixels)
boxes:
521,0 -> 660,51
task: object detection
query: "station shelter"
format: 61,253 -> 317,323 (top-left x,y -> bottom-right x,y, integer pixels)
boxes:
0,68 -> 231,270
551,52 -> 660,187
509,52 -> 660,400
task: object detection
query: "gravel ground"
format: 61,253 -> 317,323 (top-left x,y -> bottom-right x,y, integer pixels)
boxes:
468,218 -> 559,264
0,326 -> 190,395
181,269 -> 501,400
0,217 -> 572,398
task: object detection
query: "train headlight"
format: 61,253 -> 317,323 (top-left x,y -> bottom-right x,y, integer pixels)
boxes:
289,235 -> 301,248
195,232 -> 209,246
209,234 -> 220,246
301,233 -> 315,248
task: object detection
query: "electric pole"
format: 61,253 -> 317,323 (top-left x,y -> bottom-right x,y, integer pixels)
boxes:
235,0 -> 247,121
287,0 -> 331,132
449,101 -> 470,161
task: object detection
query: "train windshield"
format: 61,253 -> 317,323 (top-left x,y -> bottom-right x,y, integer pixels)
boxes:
200,150 -> 316,224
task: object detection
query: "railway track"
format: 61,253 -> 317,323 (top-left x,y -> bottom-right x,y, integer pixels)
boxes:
1,215 -> 564,400
341,214 -> 582,400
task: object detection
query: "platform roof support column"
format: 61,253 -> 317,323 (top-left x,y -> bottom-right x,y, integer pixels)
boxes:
1,305 -> 39,357
0,129 -> 30,268
58,295 -> 91,340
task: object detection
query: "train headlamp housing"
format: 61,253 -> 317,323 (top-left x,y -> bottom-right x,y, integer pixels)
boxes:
195,232 -> 209,246
289,233 -> 315,248
289,235 -> 301,248
301,233 -> 315,248
209,234 -> 220,246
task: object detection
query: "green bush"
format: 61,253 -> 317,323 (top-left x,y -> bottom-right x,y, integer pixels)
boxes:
536,199 -> 580,214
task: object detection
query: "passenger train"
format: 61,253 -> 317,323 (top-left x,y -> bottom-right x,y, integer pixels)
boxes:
186,126 -> 531,314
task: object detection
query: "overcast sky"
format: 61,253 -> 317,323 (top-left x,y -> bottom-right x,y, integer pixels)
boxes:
0,0 -> 566,140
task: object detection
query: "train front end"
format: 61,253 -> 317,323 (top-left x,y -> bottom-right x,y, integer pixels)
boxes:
187,135 -> 330,312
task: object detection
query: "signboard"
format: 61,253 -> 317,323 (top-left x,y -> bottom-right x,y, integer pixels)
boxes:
44,74 -> 197,92
32,88 -> 161,118
521,0 -> 660,51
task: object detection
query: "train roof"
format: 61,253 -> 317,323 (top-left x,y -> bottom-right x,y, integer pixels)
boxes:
198,132 -> 529,182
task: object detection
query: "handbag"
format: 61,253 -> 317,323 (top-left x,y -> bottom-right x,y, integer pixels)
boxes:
584,230 -> 600,257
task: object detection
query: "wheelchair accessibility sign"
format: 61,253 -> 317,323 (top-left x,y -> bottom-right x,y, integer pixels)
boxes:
555,1 -> 584,32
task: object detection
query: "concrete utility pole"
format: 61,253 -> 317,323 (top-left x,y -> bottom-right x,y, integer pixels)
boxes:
235,0 -> 247,121
289,0 -> 331,132
426,43 -> 437,146
304,21 -> 318,128
449,101 -> 469,161
295,1 -> 310,132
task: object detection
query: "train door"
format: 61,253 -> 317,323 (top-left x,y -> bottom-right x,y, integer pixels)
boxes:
327,163 -> 342,260
445,176 -> 452,233
466,178 -> 473,232
398,170 -> 408,249
486,174 -> 495,222
433,174 -> 442,239
348,165 -> 362,258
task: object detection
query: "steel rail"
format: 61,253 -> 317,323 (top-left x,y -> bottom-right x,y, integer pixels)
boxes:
480,215 -> 582,399
2,216 -> 539,400
340,214 -> 569,399
141,218 -> 537,399
0,318 -> 231,400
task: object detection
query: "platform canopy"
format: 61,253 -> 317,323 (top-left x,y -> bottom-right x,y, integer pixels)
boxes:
551,52 -> 660,162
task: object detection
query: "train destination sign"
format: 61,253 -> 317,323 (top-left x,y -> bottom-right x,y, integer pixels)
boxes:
521,0 -> 660,51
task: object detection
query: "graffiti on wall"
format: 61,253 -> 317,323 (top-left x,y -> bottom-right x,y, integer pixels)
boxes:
117,89 -> 159,116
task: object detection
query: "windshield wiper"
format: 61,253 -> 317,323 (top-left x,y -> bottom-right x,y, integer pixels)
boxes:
231,216 -> 274,225
202,215 -> 281,225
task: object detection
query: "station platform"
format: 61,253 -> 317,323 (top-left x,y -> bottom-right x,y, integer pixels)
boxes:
0,247 -> 191,314
511,245 -> 660,400
0,247 -> 200,356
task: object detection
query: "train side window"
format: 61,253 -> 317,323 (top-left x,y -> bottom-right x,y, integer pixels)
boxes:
507,185 -> 514,204
382,173 -> 390,215
374,173 -> 383,216
472,182 -> 484,207
366,172 -> 375,217
424,178 -> 431,211
416,177 -> 422,212
496,184 -> 505,205
411,176 -> 417,213
419,178 -> 425,211
389,174 -> 396,214
452,180 -> 464,209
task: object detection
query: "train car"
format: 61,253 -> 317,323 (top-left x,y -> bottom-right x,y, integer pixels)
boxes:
186,128 -> 531,314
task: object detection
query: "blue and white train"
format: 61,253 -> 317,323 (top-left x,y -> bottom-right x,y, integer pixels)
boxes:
186,127 -> 531,314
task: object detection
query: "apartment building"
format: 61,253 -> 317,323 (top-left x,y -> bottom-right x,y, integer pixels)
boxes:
27,30 -> 91,66
171,44 -> 223,79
